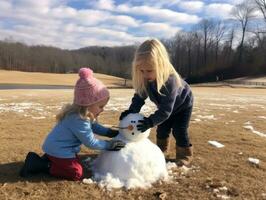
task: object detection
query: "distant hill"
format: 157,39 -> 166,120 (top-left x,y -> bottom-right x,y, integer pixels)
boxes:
0,70 -> 130,88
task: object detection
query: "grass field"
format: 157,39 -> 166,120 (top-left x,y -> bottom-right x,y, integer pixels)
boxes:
0,71 -> 266,199
0,70 -> 128,87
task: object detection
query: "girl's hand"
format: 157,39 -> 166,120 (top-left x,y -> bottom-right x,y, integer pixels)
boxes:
107,140 -> 126,151
137,117 -> 153,132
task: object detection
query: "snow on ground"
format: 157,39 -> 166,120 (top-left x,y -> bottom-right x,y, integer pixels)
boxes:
0,91 -> 157,119
243,125 -> 266,137
0,89 -> 265,138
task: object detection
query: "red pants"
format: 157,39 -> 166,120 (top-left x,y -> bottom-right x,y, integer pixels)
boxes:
46,154 -> 83,181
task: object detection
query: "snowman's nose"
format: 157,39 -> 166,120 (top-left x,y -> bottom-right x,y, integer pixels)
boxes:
120,125 -> 134,131
127,125 -> 134,131
114,125 -> 134,130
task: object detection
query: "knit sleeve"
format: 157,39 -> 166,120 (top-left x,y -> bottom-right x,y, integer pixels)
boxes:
149,76 -> 179,126
69,117 -> 110,150
91,122 -> 109,136
128,93 -> 147,112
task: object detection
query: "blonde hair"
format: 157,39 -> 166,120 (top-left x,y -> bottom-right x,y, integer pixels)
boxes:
56,103 -> 94,122
132,38 -> 182,96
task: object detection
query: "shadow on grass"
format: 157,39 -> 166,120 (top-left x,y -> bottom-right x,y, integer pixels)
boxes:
0,154 -> 99,184
0,161 -> 56,183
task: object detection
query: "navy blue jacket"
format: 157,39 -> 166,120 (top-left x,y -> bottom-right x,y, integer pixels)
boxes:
129,75 -> 193,126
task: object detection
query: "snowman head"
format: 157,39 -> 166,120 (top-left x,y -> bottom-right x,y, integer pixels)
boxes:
119,113 -> 150,142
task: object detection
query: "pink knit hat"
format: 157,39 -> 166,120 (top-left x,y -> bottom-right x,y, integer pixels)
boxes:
74,68 -> 109,106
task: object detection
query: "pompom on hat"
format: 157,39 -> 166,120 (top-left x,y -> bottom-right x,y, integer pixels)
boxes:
74,68 -> 109,106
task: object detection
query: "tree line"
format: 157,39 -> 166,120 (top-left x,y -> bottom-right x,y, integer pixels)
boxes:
0,0 -> 265,83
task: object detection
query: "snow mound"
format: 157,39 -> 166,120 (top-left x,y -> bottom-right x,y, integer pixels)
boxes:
92,135 -> 168,189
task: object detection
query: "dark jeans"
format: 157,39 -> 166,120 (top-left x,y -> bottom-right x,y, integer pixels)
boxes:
156,106 -> 193,147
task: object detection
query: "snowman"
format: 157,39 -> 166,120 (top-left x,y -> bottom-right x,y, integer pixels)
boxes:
91,113 -> 168,189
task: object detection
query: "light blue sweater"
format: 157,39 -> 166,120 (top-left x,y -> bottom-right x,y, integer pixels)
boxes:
42,113 -> 111,158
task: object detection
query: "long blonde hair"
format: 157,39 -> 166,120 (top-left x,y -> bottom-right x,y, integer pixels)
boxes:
56,103 -> 94,122
132,38 -> 182,96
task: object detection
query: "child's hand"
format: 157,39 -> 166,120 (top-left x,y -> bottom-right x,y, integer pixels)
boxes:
137,117 -> 153,132
107,129 -> 119,138
107,140 -> 126,151
119,110 -> 135,120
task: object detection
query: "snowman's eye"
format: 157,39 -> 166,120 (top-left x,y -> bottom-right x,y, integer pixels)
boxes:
131,120 -> 136,123
131,132 -> 134,135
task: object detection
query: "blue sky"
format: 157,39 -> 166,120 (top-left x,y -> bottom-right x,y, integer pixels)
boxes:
0,0 -> 262,49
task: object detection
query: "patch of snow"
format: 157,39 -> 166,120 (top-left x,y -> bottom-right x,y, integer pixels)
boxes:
216,194 -> 230,199
258,116 -> 266,119
196,115 -> 217,120
243,125 -> 266,137
248,157 -> 260,165
82,178 -> 94,184
32,116 -> 46,119
208,103 -> 238,108
208,141 -> 225,148
193,118 -> 201,122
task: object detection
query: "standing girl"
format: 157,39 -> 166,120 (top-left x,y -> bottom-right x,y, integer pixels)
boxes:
20,68 -> 125,180
120,39 -> 194,166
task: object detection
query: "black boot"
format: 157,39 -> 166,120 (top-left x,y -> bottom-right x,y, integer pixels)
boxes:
20,152 -> 50,177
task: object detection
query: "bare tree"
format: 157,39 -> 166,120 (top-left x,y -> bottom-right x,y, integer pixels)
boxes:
213,21 -> 226,63
183,32 -> 199,77
198,19 -> 215,65
223,28 -> 235,65
254,0 -> 266,23
231,0 -> 257,62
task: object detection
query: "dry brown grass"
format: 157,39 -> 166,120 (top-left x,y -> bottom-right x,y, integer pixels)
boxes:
0,71 -> 266,199
0,70 -> 129,87
0,86 -> 266,200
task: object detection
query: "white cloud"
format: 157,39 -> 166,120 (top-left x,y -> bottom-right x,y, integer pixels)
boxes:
74,9 -> 111,26
0,0 -> 202,49
116,4 -> 201,24
205,3 -> 234,19
13,0 -> 56,14
0,0 -> 12,10
107,15 -> 140,27
50,6 -> 77,18
91,0 -> 115,10
223,0 -> 244,5
206,0 -> 243,5
140,22 -> 181,38
75,27 -> 148,47
126,0 -> 182,7
179,1 -> 204,13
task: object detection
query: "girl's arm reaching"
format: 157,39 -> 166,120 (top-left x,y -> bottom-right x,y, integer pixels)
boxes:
92,122 -> 119,138
119,93 -> 147,120
69,118 -> 109,150
128,93 -> 147,113
69,116 -> 123,150
148,76 -> 179,126
91,122 -> 109,136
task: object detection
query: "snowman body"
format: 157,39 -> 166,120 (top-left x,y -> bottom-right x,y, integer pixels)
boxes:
92,113 -> 168,189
